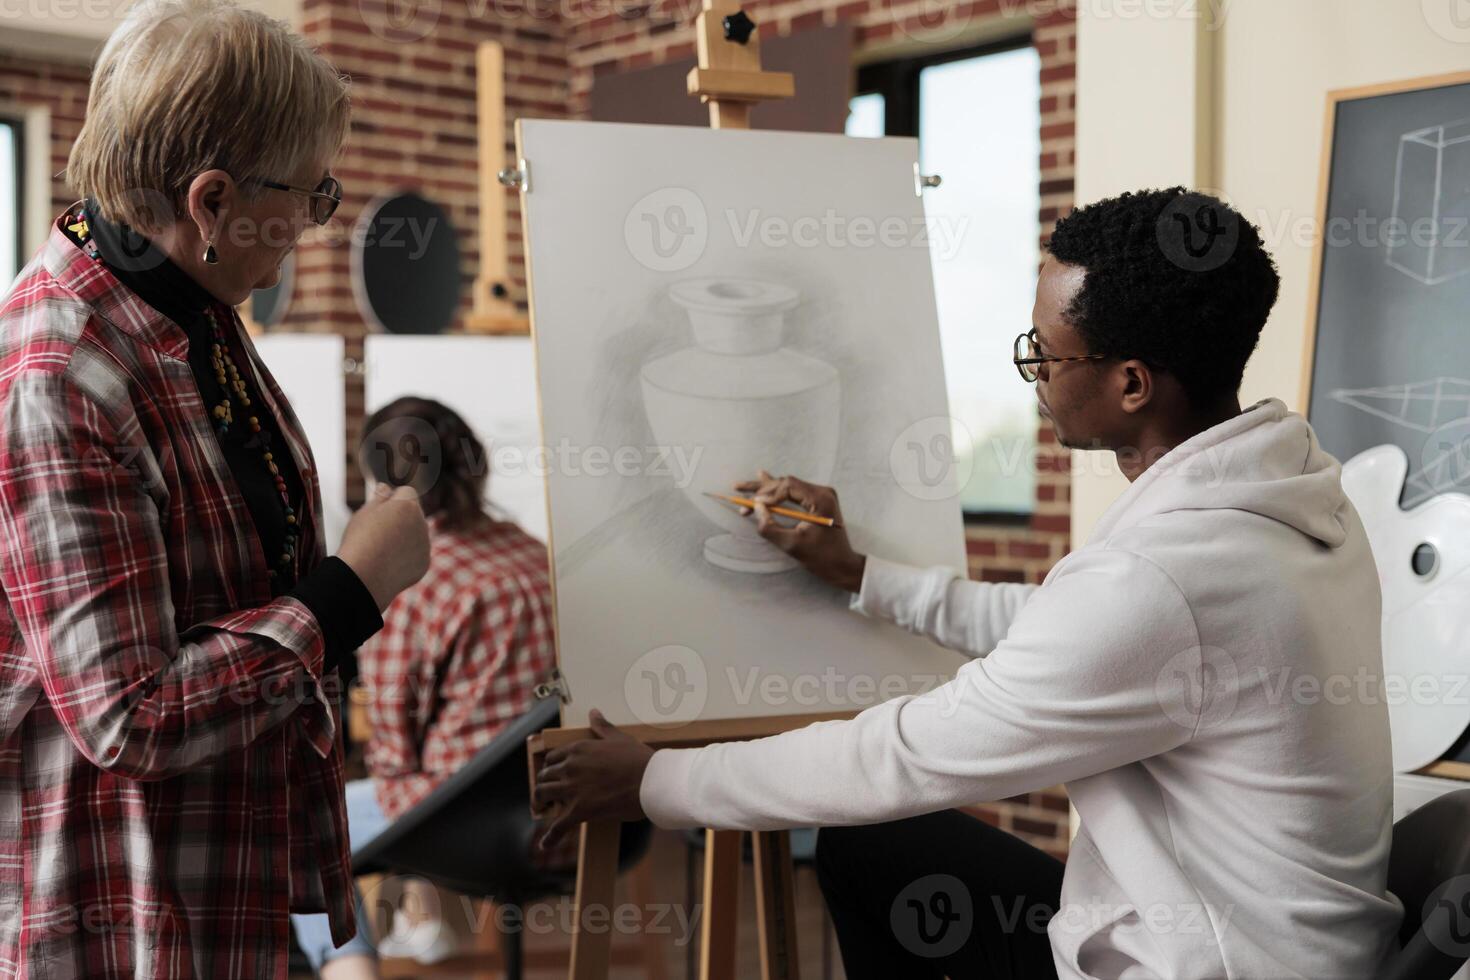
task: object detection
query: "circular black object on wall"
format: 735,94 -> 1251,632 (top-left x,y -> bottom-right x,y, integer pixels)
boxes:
351,191 -> 461,335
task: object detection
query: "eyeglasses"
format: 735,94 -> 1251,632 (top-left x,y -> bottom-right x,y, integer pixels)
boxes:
1013,329 -> 1106,383
253,175 -> 342,225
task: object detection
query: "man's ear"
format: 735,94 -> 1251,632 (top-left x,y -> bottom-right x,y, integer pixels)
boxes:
1118,359 -> 1154,415
183,169 -> 238,247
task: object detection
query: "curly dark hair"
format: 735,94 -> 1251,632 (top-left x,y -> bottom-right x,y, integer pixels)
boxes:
1047,187 -> 1280,410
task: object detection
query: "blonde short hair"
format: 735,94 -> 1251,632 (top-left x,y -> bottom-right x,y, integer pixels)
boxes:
68,0 -> 350,232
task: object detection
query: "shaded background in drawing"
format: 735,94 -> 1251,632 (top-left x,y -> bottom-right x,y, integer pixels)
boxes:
1308,80 -> 1470,508
519,120 -> 968,726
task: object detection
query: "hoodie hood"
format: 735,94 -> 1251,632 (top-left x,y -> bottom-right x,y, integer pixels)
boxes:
1088,398 -> 1351,549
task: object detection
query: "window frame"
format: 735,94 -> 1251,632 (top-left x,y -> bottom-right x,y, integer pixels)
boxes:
855,35 -> 1041,525
0,114 -> 24,288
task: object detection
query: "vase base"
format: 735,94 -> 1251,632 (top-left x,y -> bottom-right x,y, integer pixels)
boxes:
703,534 -> 799,574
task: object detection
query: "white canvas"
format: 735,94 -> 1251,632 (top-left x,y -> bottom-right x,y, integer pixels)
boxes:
249,333 -> 349,554
519,119 -> 969,727
364,335 -> 549,543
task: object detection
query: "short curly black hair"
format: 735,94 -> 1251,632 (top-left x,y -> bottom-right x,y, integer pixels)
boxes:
1047,187 -> 1280,410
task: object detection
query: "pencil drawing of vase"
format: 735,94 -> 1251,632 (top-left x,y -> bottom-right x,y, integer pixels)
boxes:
641,278 -> 841,573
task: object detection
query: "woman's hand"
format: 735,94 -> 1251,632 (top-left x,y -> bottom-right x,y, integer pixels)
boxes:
337,483 -> 431,612
735,470 -> 867,593
532,710 -> 654,855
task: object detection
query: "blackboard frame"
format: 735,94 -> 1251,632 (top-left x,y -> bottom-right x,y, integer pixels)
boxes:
1302,69 -> 1470,784
1300,68 -> 1470,410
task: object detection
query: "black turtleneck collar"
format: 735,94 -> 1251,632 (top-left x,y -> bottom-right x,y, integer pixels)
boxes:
83,199 -> 218,337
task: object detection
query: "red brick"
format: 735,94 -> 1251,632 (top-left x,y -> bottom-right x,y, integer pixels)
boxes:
965,537 -> 999,557
1030,514 -> 1069,534
1013,815 -> 1063,838
1039,63 -> 1075,84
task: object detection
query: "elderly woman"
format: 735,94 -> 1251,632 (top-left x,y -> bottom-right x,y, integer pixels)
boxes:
0,1 -> 429,977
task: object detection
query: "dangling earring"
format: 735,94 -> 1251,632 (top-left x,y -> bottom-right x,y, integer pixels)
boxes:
203,239 -> 219,265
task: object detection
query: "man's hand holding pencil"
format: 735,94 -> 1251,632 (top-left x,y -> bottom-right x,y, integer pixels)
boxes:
731,470 -> 868,594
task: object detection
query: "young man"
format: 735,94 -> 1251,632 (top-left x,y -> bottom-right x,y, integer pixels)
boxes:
532,188 -> 1404,978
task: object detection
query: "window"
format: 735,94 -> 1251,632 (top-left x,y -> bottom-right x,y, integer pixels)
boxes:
853,40 -> 1042,519
845,92 -> 884,139
0,117 -> 20,290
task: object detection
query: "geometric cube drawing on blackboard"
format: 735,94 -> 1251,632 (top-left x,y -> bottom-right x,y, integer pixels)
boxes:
1331,377 -> 1470,506
1386,119 -> 1470,286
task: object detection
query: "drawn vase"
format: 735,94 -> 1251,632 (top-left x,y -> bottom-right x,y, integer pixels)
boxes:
641,278 -> 841,574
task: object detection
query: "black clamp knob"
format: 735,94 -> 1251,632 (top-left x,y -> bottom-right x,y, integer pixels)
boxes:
722,10 -> 756,44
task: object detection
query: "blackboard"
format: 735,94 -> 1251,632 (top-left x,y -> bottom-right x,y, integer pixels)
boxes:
1305,71 -> 1470,508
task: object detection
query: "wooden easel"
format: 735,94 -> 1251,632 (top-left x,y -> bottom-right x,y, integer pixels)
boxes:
466,40 -> 532,335
523,6 -> 833,978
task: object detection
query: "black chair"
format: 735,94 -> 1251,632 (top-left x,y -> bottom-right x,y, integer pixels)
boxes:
351,696 -> 653,980
1382,787 -> 1470,980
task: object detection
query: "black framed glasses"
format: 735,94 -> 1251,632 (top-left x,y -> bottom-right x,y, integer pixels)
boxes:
254,175 -> 342,225
1013,329 -> 1106,383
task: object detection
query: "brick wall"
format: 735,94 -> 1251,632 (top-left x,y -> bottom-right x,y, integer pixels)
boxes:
289,0 -> 572,487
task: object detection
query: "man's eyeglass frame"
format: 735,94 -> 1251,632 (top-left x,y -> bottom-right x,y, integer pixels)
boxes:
1013,329 -> 1107,383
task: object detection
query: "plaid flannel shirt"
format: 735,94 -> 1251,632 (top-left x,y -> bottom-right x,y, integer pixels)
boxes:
359,517 -> 555,821
0,218 -> 357,978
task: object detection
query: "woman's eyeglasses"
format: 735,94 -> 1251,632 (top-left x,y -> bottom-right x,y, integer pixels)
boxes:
1013,329 -> 1106,383
254,175 -> 342,226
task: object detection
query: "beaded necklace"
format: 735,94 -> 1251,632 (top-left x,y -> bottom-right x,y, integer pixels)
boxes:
204,306 -> 300,582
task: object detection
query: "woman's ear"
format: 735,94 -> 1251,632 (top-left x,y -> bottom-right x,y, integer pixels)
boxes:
183,169 -> 238,250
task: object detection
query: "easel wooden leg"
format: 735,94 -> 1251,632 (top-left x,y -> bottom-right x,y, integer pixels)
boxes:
570,820 -> 621,980
699,829 -> 742,980
627,847 -> 670,980
753,830 -> 800,980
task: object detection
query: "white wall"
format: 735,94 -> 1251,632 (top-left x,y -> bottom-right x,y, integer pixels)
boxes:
1072,0 -> 1470,544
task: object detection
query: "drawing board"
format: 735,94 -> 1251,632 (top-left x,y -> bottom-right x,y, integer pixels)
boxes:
518,119 -> 968,727
364,334 -> 549,542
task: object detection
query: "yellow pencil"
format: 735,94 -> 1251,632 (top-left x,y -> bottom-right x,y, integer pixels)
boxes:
702,492 -> 842,528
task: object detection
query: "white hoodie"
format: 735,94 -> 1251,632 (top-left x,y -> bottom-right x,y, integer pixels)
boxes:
640,398 -> 1404,979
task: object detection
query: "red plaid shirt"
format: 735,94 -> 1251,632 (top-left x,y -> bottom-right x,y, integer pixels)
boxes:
359,516 -> 555,821
0,218 -> 357,978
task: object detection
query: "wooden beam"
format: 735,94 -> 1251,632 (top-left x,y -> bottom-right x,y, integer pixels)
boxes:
753,830 -> 800,980
469,40 -> 529,335
569,820 -> 621,980
699,830 -> 742,980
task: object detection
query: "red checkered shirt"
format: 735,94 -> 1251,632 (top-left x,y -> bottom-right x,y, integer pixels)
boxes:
0,218 -> 358,978
359,516 -> 556,821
